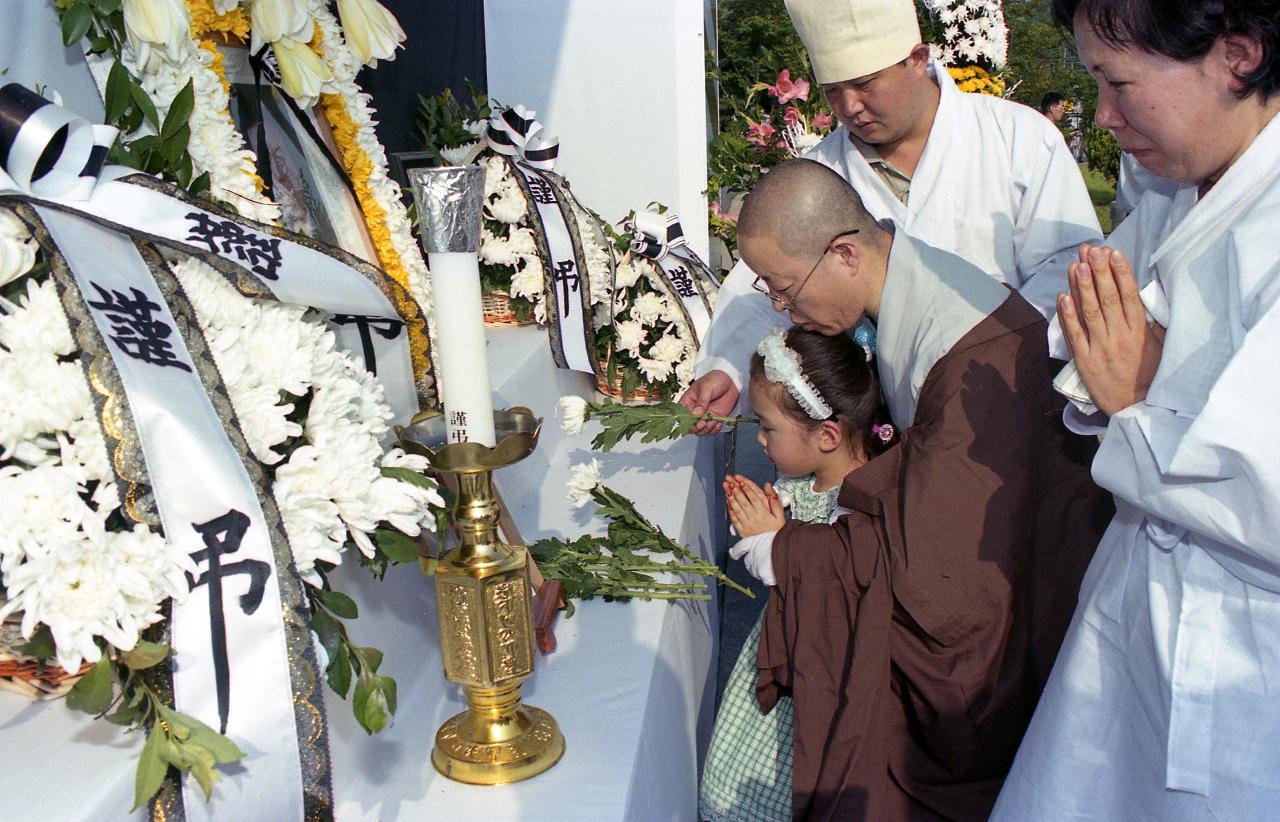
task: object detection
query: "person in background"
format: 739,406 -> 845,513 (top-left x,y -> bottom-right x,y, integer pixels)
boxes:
993,0 -> 1280,818
681,0 -> 1100,435
1040,90 -> 1068,123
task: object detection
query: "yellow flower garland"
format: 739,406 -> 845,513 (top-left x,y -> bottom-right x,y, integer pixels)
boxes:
187,0 -> 249,41
186,0 -> 269,202
948,65 -> 1007,97
309,54 -> 432,399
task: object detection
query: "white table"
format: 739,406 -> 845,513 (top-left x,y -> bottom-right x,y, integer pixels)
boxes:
0,325 -> 724,821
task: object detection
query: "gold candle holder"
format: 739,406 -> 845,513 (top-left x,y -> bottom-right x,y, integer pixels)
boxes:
397,407 -> 565,785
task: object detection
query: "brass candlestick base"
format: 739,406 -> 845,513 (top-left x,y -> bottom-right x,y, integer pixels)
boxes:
399,407 -> 565,785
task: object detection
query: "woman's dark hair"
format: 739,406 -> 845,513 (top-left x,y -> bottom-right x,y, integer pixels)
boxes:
1051,0 -> 1279,101
749,327 -> 895,458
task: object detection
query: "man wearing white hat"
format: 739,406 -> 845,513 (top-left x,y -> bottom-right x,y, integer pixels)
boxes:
682,0 -> 1101,432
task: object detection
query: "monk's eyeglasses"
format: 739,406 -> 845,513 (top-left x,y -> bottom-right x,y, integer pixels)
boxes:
751,228 -> 860,311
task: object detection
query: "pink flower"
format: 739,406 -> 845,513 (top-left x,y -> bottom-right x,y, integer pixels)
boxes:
782,106 -> 802,127
768,69 -> 810,104
812,111 -> 833,130
747,120 -> 777,148
710,201 -> 739,224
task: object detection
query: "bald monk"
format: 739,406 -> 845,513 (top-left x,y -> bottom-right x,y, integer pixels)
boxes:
728,160 -> 1110,820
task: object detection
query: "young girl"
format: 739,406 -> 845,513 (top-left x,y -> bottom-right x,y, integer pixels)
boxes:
699,325 -> 895,822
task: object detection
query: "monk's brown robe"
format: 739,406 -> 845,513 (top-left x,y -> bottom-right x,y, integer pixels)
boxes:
757,295 -> 1111,821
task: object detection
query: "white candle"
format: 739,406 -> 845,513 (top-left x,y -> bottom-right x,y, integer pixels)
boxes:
409,165 -> 496,447
426,251 -> 496,446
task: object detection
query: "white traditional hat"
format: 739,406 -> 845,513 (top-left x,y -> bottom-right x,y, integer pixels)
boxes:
785,0 -> 922,85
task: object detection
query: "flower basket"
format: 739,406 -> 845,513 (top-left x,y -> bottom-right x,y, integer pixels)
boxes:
0,609 -> 92,700
482,289 -> 535,326
594,366 -> 665,405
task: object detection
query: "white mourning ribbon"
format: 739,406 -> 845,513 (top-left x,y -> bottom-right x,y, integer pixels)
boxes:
485,104 -> 559,171
0,86 -> 418,422
0,82 -> 117,200
512,162 -> 595,373
485,107 -> 594,372
627,210 -> 717,345
38,205 -> 311,822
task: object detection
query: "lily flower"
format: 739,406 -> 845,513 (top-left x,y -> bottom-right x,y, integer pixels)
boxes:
271,37 -> 333,107
767,69 -> 810,104
250,0 -> 312,52
746,120 -> 777,148
336,0 -> 407,67
122,0 -> 192,66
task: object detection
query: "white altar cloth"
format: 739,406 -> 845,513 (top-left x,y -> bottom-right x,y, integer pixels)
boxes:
0,325 -> 722,821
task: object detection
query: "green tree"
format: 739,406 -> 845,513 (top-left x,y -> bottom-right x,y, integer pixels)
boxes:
1002,0 -> 1097,126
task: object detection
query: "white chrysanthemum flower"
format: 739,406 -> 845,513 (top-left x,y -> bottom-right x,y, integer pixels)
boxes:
0,463 -> 191,671
558,395 -> 588,435
649,332 -> 688,365
438,142 -> 483,166
506,227 -> 537,257
638,356 -> 674,384
614,259 -> 643,290
480,234 -> 521,267
487,187 -> 529,225
614,319 -> 647,355
0,208 -> 37,288
483,154 -> 512,198
566,459 -> 602,508
630,291 -> 667,326
0,278 -> 75,355
0,350 -> 95,459
509,259 -> 544,302
676,357 -> 695,388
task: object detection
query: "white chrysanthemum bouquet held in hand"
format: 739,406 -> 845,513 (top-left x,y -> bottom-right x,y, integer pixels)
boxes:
558,395 -> 755,451
532,462 -> 752,615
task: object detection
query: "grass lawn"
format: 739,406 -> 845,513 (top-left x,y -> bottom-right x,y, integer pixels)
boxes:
1079,163 -> 1117,234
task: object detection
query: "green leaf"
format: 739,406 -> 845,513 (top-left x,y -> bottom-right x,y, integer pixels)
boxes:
174,710 -> 247,764
353,646 -> 383,674
379,675 -> 398,715
309,606 -> 342,662
129,82 -> 159,130
66,655 -> 114,715
190,171 -> 211,198
326,643 -> 352,697
161,126 -> 189,165
95,0 -> 122,13
374,528 -> 420,564
104,60 -> 131,123
60,2 -> 93,46
14,624 -> 54,660
353,672 -> 389,734
380,466 -> 438,492
317,589 -> 358,619
105,700 -> 143,726
160,80 -> 195,141
131,724 -> 169,811
121,640 -> 171,670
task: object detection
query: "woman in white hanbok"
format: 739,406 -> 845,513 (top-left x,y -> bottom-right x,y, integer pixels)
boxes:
992,0 -> 1280,820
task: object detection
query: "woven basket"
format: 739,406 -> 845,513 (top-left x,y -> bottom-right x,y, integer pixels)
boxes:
0,612 -> 91,700
594,367 -> 665,405
482,290 -> 535,326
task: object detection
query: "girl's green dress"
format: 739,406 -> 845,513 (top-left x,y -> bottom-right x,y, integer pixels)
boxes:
699,475 -> 840,822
